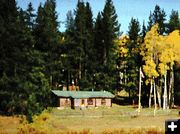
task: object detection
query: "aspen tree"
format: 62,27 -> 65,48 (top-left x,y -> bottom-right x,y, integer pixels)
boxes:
163,30 -> 180,108
141,24 -> 160,110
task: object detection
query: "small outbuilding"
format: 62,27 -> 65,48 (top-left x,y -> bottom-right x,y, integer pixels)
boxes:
52,90 -> 115,109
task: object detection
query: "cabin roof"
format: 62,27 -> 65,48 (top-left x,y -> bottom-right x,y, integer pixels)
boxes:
52,90 -> 115,99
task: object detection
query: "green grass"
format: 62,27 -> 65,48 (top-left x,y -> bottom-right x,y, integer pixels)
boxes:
46,104 -> 179,133
0,104 -> 179,134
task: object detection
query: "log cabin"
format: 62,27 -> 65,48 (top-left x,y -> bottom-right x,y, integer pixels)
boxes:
52,90 -> 115,109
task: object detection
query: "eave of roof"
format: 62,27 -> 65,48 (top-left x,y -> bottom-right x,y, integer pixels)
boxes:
52,90 -> 115,99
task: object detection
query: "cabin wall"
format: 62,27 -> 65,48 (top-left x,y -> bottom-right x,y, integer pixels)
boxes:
73,98 -> 111,107
95,98 -> 111,107
74,99 -> 81,107
58,97 -> 112,108
105,99 -> 112,107
95,99 -> 102,106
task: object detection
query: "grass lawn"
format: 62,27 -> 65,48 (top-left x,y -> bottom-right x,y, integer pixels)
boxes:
0,104 -> 179,134
48,104 -> 180,133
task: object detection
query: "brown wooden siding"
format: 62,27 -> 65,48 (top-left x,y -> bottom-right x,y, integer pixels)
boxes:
58,97 -> 112,108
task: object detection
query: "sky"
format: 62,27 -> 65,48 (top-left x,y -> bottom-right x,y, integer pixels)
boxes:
16,0 -> 180,34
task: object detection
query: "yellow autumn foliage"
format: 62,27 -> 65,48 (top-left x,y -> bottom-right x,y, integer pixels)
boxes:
165,30 -> 180,62
141,24 -> 180,78
143,60 -> 159,78
158,63 -> 168,76
115,35 -> 129,58
157,30 -> 180,75
141,24 -> 160,79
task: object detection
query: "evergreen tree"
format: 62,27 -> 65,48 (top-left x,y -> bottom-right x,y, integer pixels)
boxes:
94,12 -> 104,67
34,0 -> 61,88
84,2 -> 94,76
147,11 -> 153,31
0,0 -> 18,77
101,0 -> 120,65
0,0 -> 20,114
74,0 -> 86,81
63,10 -> 76,89
127,18 -> 141,99
167,10 -> 180,33
25,2 -> 36,30
141,21 -> 147,40
147,5 -> 166,34
0,0 -> 51,119
65,10 -> 75,33
128,18 -> 140,45
72,1 -> 95,90
93,0 -> 120,91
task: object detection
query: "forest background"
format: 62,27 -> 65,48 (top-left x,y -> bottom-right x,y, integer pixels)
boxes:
0,0 -> 180,121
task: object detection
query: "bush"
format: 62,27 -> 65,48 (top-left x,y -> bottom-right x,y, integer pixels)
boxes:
18,110 -> 51,134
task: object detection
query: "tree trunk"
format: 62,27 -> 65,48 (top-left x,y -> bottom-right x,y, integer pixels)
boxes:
163,72 -> 168,110
172,67 -> 174,107
103,46 -> 107,65
168,66 -> 174,108
79,60 -> 82,80
138,67 -> 142,114
157,87 -> 161,109
66,70 -> 69,91
125,66 -> 127,85
159,77 -> 163,108
50,75 -> 53,90
153,80 -> 157,116
149,79 -> 153,108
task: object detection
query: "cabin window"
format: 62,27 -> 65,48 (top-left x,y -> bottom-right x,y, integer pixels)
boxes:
87,98 -> 93,105
101,98 -> 106,105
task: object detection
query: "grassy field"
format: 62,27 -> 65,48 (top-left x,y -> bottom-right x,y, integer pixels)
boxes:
0,104 -> 179,134
0,116 -> 20,134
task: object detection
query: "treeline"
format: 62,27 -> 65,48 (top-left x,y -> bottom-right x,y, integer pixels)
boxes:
0,0 -> 180,120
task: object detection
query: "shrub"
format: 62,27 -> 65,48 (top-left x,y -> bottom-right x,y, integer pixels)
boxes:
18,110 -> 51,134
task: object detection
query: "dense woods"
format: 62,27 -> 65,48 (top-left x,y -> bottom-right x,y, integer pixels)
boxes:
0,0 -> 180,121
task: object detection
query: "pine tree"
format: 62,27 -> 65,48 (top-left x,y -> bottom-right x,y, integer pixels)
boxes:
141,21 -> 147,40
147,11 -> 153,31
72,1 -> 95,90
93,0 -> 120,91
74,0 -> 86,81
34,0 -> 61,88
167,10 -> 180,33
0,0 -> 43,118
94,12 -> 104,67
84,2 -> 94,76
63,10 -> 76,89
0,0 -> 19,114
147,5 -> 166,34
65,10 -> 75,33
127,18 -> 141,100
25,2 -> 36,30
101,0 -> 120,65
